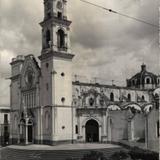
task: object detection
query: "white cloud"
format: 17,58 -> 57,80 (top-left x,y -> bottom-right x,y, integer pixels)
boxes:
0,0 -> 159,106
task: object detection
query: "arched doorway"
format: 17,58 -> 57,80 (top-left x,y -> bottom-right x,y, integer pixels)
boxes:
85,119 -> 99,142
19,119 -> 33,144
28,120 -> 33,143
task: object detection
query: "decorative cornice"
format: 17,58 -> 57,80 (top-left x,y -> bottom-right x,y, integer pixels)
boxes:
39,51 -> 74,61
72,81 -> 149,92
76,108 -> 107,116
40,17 -> 72,27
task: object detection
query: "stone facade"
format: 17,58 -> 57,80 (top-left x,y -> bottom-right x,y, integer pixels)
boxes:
72,82 -> 156,144
9,0 -> 159,152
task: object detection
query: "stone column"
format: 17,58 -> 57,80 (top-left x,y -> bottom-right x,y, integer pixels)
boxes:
128,120 -> 134,141
52,106 -> 55,141
77,116 -> 81,141
131,120 -> 134,141
103,116 -> 106,134
107,116 -> 112,141
40,107 -> 43,143
102,113 -> 107,142
18,126 -> 20,144
25,122 -> 28,145
82,125 -> 85,142
99,125 -> 102,142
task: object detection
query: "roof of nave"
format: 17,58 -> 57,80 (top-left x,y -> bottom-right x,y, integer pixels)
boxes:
72,81 -> 149,92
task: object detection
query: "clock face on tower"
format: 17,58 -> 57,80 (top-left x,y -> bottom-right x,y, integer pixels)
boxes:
25,68 -> 34,88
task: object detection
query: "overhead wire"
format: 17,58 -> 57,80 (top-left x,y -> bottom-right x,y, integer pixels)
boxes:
80,0 -> 159,29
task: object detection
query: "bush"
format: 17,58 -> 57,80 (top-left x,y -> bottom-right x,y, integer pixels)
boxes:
109,150 -> 130,160
128,147 -> 159,160
66,151 -> 108,160
81,151 -> 108,160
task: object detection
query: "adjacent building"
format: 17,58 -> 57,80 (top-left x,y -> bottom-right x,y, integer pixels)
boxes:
0,106 -> 10,146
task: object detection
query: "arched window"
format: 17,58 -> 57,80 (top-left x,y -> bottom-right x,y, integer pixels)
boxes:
110,92 -> 114,101
146,77 -> 151,84
57,29 -> 65,48
142,95 -> 145,101
157,121 -> 159,137
89,97 -> 94,106
127,93 -> 131,102
46,30 -> 51,48
157,79 -> 160,84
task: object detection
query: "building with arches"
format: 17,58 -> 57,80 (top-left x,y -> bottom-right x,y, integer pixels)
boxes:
9,0 -> 159,152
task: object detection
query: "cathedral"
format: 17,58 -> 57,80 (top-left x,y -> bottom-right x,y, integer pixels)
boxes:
9,0 -> 159,151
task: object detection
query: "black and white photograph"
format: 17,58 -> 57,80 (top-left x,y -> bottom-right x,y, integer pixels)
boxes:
0,0 -> 159,159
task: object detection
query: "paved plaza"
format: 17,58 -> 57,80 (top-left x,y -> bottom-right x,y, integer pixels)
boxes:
8,143 -> 120,151
1,143 -> 124,160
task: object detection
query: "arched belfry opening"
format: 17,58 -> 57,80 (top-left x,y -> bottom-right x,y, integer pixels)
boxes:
46,29 -> 51,48
85,119 -> 99,142
57,29 -> 65,49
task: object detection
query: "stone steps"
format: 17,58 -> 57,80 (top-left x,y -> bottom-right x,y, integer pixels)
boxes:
1,147 -> 125,160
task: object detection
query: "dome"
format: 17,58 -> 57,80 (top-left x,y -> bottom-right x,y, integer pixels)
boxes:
127,64 -> 159,89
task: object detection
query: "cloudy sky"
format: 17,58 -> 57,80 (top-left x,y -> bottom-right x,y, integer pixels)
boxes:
0,0 -> 159,106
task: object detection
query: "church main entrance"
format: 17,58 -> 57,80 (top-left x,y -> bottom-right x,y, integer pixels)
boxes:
85,120 -> 99,142
19,119 -> 33,144
28,122 -> 33,143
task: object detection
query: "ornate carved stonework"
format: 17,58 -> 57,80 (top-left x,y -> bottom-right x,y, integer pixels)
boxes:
77,108 -> 106,117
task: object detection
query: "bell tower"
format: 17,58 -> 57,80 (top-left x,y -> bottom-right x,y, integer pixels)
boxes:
39,0 -> 75,144
41,0 -> 71,53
